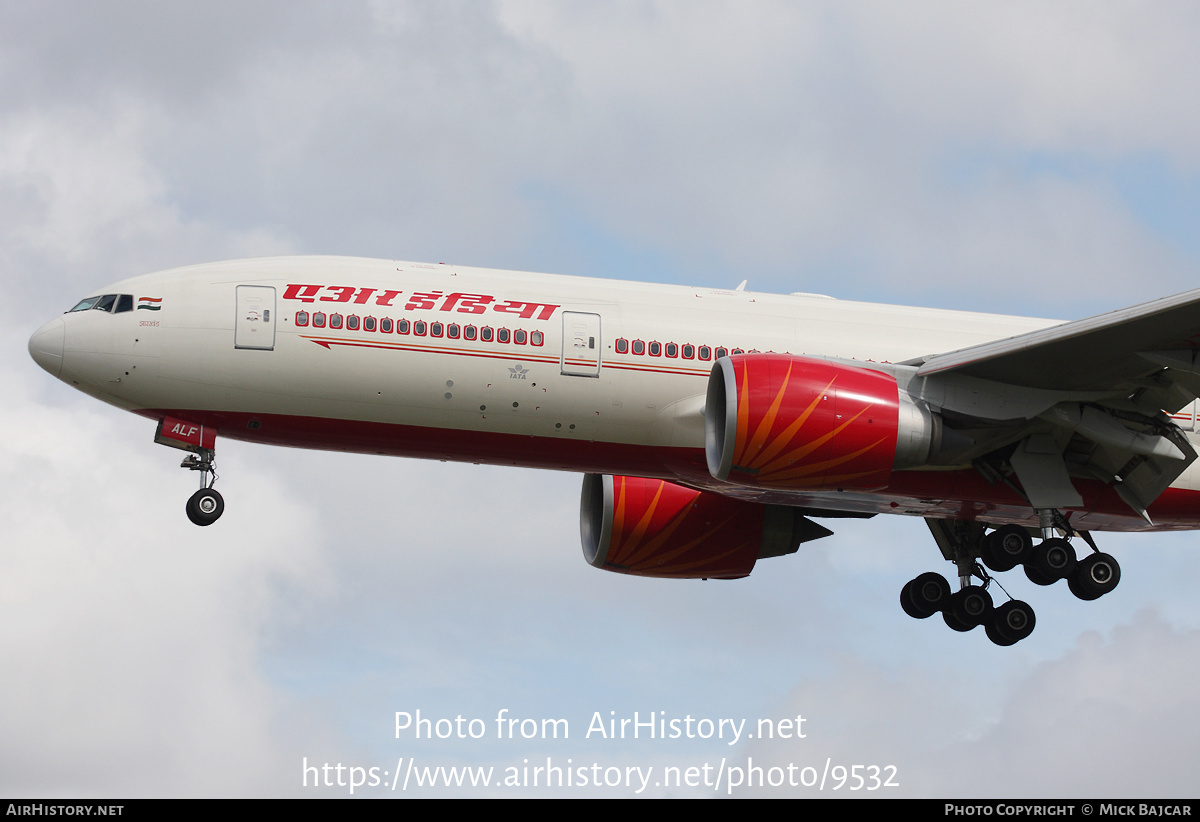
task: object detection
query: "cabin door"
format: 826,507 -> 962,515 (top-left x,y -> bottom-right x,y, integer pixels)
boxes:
234,285 -> 276,350
560,311 -> 601,377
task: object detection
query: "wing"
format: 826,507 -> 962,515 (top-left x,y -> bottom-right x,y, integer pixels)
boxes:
900,288 -> 1200,521
906,286 -> 1200,395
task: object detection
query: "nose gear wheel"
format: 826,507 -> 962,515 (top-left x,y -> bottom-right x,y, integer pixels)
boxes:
186,488 -> 225,526
180,447 -> 224,526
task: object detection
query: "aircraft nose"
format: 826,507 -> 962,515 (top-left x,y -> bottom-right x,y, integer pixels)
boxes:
29,316 -> 65,379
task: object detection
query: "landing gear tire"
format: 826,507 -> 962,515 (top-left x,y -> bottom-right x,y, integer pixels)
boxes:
186,488 -> 224,526
981,525 -> 1032,573
900,581 -> 925,619
1028,537 -> 1076,582
943,609 -> 975,632
985,621 -> 1017,646
948,584 -> 993,629
1068,552 -> 1121,600
1024,564 -> 1056,586
986,600 -> 1036,646
902,572 -> 951,619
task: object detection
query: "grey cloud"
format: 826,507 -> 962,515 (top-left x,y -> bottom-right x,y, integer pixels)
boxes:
741,611 -> 1200,797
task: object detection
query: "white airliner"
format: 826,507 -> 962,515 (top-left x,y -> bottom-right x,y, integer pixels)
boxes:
28,256 -> 1200,646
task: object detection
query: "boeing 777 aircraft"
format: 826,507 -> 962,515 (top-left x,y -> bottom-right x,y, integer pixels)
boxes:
28,256 -> 1200,646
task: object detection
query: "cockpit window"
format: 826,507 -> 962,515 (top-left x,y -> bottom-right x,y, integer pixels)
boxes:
69,296 -> 102,312
67,294 -> 133,314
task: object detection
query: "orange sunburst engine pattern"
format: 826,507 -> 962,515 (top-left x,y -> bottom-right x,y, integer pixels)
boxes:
594,476 -> 764,579
721,355 -> 901,491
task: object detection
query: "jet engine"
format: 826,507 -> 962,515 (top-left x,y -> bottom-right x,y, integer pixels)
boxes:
705,354 -> 937,491
579,474 -> 831,579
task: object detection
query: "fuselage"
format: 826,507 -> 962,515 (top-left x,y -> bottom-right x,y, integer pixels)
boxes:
28,255 -> 1200,531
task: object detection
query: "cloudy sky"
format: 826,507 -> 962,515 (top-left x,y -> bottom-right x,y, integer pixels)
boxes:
3,1 -> 1200,798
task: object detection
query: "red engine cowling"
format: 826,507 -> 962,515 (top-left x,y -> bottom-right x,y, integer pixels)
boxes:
580,474 -> 824,579
705,354 -> 933,491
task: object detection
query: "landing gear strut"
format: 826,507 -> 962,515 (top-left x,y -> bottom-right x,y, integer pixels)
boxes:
901,512 -> 1121,646
182,447 -> 223,526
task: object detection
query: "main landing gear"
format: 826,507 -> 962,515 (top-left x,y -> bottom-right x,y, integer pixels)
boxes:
181,447 -> 224,526
901,512 -> 1121,646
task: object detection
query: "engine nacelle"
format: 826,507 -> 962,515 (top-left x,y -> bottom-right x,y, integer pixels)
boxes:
576,470 -> 830,580
705,354 -> 935,491
580,474 -> 829,579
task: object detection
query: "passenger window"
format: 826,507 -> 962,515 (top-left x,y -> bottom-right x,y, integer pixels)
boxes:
296,311 -> 309,327
464,325 -> 477,341
312,312 -> 326,328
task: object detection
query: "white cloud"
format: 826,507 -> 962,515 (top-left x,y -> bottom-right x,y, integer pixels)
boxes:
0,356 -> 326,795
0,108 -> 294,321
492,2 -> 1200,305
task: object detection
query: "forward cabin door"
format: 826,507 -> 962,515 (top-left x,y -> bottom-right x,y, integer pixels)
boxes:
560,311 -> 602,377
235,285 -> 276,350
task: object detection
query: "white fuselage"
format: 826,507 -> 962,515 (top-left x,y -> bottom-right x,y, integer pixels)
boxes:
29,255 -> 1200,530
43,256 -> 1052,435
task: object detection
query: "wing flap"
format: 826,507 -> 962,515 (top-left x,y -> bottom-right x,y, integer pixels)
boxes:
904,287 -> 1200,519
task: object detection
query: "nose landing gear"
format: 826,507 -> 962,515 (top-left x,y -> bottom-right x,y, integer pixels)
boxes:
181,448 -> 223,526
153,416 -> 226,527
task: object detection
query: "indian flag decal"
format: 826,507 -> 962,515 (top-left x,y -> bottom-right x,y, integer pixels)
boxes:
137,297 -> 162,311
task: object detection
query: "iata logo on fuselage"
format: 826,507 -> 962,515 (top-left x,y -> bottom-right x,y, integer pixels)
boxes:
509,364 -> 529,380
